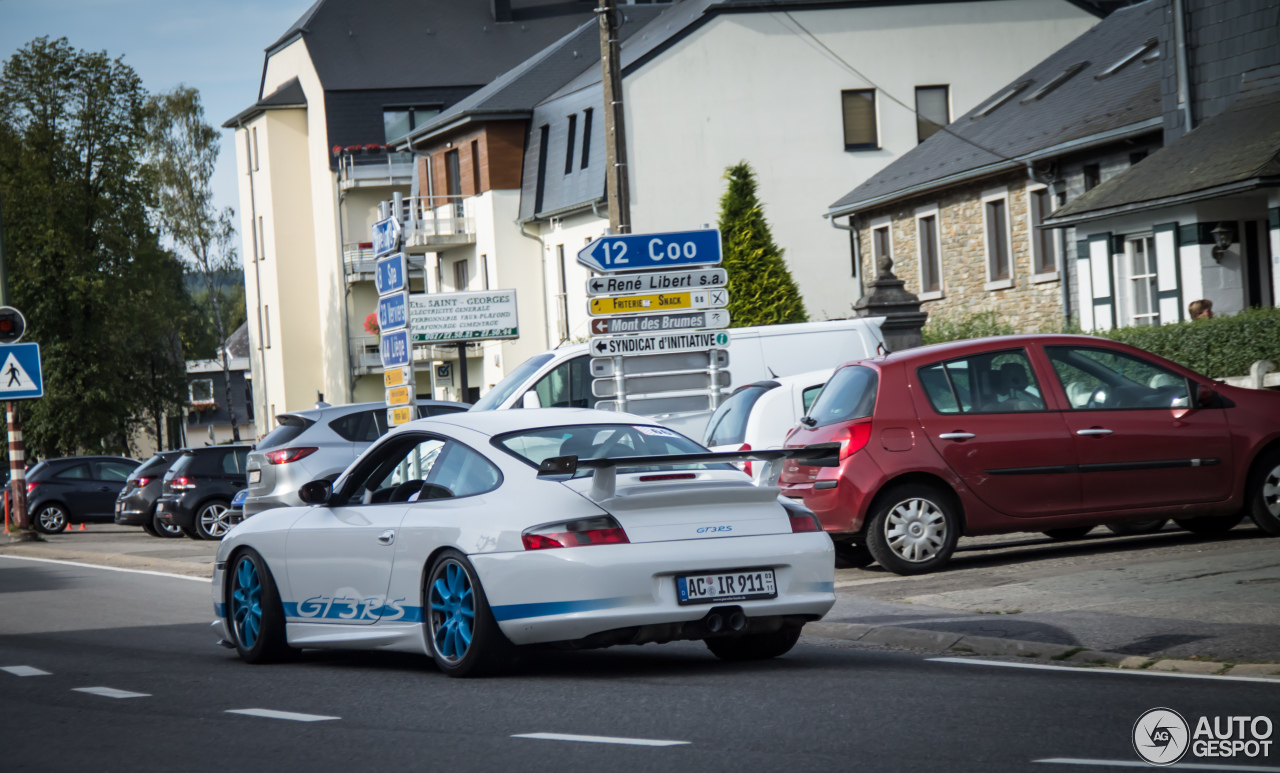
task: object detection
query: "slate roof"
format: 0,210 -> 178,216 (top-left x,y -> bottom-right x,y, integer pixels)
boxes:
827,0 -> 1163,217
261,0 -> 599,94
1045,66 -> 1280,224
222,78 -> 307,128
224,322 -> 252,359
398,6 -> 667,147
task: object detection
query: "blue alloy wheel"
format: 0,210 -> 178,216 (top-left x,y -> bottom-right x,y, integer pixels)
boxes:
430,561 -> 475,662
232,557 -> 263,649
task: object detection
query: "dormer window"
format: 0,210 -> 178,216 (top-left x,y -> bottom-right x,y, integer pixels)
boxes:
1020,62 -> 1087,103
384,105 -> 442,143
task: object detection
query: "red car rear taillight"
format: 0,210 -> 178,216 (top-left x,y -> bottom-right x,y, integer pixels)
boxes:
265,447 -> 318,465
25,481 -> 38,495
833,421 -> 873,460
522,516 -> 630,550
133,476 -> 153,488
170,476 -> 196,491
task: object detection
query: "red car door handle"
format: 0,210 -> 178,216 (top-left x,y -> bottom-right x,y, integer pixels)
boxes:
1077,428 -> 1113,436
938,432 -> 976,440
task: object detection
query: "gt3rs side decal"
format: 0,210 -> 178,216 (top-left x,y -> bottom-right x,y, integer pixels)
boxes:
489,595 -> 650,622
281,597 -> 421,623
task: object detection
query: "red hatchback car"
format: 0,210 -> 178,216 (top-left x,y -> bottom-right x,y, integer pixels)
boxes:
780,335 -> 1280,575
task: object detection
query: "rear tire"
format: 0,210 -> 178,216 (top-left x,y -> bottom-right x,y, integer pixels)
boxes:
1175,514 -> 1244,536
705,628 -> 802,661
181,526 -> 202,540
33,504 -> 69,534
1245,451 -> 1280,537
865,484 -> 960,576
141,520 -> 158,537
194,500 -> 232,540
425,550 -> 514,678
1043,526 -> 1094,541
153,510 -> 183,538
225,548 -> 296,664
1106,520 -> 1168,536
834,542 -> 874,569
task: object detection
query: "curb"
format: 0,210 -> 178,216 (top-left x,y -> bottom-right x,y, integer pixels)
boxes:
802,621 -> 1280,678
0,543 -> 214,579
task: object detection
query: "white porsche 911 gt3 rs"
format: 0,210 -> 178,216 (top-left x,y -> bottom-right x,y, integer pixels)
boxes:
212,408 -> 838,677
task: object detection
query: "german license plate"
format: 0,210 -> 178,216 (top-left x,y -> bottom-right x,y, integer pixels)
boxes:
676,569 -> 776,605
248,469 -> 261,484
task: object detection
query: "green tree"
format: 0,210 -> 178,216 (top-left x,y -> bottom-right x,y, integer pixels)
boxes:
145,86 -> 242,440
716,161 -> 807,327
0,37 -> 189,457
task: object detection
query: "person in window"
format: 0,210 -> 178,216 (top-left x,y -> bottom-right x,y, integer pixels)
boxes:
1188,298 -> 1214,320
995,363 -> 1043,411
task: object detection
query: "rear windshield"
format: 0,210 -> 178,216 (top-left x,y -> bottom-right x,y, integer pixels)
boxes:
702,385 -> 772,447
496,424 -> 731,476
256,417 -> 314,450
133,453 -> 178,478
167,454 -> 194,476
805,366 -> 878,428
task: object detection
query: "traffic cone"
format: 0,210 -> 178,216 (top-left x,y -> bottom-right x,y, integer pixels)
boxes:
78,523 -> 86,531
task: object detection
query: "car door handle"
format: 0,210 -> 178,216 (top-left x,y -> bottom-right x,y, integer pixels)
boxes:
1077,428 -> 1113,436
376,530 -> 395,546
938,432 -> 976,440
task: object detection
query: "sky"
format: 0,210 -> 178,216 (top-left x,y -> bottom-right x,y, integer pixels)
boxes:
0,0 -> 317,236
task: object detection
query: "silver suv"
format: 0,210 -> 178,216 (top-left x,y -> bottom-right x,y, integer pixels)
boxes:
244,400 -> 467,516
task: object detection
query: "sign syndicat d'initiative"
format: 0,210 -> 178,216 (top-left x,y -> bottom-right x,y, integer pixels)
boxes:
409,290 -> 520,343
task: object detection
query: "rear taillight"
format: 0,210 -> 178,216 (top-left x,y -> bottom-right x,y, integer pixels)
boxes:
522,516 -> 630,550
133,476 -> 153,488
833,421 -> 873,460
264,447 -> 318,465
25,481 -> 38,494
789,513 -> 822,533
738,443 -> 753,477
170,476 -> 196,491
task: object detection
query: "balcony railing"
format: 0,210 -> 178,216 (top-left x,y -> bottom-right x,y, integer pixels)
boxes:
348,335 -> 483,377
403,195 -> 475,252
337,149 -> 414,190
343,244 -> 428,282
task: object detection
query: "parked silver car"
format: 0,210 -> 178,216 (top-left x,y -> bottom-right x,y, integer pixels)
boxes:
243,400 -> 468,516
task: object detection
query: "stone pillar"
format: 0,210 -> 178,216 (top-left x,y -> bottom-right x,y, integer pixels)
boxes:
853,255 -> 928,352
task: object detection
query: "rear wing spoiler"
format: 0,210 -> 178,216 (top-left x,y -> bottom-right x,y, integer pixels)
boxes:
536,443 -> 841,500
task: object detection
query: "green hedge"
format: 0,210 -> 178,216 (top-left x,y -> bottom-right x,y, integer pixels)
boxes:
921,307 -> 1280,379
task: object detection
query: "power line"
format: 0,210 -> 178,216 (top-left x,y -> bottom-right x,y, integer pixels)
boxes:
774,10 -> 1018,164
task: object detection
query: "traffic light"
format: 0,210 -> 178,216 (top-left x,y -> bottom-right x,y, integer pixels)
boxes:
0,307 -> 26,344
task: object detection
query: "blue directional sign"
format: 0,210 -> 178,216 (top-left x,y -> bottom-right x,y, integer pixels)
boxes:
372,216 -> 401,257
0,343 -> 43,400
378,291 -> 409,333
375,253 -> 407,296
380,329 -> 411,369
578,229 -> 722,274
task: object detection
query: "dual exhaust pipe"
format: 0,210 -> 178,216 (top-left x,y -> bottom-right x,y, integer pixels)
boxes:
704,608 -> 747,634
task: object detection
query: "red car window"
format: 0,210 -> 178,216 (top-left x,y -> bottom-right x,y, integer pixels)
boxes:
917,349 -> 1045,414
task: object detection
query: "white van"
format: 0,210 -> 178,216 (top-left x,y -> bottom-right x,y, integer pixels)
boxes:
470,318 -> 886,436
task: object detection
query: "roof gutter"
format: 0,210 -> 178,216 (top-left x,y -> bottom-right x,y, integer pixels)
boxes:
826,117 -> 1163,219
1042,176 -> 1280,228
519,197 -> 607,225
395,111 -> 532,151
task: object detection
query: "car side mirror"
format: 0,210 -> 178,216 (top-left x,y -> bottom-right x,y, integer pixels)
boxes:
298,479 -> 333,506
522,391 -> 542,409
1195,384 -> 1215,408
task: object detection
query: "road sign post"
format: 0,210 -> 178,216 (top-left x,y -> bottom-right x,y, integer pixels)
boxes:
578,229 -> 722,274
374,215 -> 416,427
0,341 -> 41,539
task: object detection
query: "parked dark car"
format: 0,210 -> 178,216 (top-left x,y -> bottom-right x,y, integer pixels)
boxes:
27,456 -> 141,534
154,446 -> 251,540
114,451 -> 185,538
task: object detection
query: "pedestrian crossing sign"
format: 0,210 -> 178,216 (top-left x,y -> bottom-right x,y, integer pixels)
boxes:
0,343 -> 43,399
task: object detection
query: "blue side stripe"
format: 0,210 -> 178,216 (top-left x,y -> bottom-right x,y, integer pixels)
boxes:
490,596 -> 639,622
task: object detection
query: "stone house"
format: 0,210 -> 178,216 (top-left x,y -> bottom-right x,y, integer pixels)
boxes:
826,0 -> 1166,332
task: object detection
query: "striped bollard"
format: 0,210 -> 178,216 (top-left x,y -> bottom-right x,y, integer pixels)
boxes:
7,401 -> 29,533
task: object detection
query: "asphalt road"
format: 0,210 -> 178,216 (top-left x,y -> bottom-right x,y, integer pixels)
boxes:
2,556 -> 1277,772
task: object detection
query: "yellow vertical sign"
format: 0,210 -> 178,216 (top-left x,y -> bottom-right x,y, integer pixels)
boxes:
386,386 -> 411,406
387,406 -> 414,426
384,367 -> 408,388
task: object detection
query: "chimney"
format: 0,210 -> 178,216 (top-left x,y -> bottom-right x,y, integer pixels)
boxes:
491,0 -> 512,22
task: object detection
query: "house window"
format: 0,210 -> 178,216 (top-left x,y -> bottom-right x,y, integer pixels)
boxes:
580,109 -> 593,169
564,114 -> 577,175
841,89 -> 878,150
257,216 -> 265,261
534,124 -> 550,214
1029,187 -> 1058,276
871,223 -> 891,269
382,105 -> 441,143
263,305 -> 271,348
251,127 -> 259,172
1129,150 -> 1147,166
453,259 -> 470,292
916,211 -> 941,295
555,244 -> 569,343
982,192 -> 1011,285
481,254 -> 490,290
915,86 -> 949,143
1126,235 -> 1159,326
1083,164 -> 1101,191
189,379 -> 215,405
471,140 -> 481,194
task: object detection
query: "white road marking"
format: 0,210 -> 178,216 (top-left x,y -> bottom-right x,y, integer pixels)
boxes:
930,657 -> 1280,685
73,687 -> 150,699
0,554 -> 209,583
513,732 -> 690,747
1,666 -> 50,676
1036,757 -> 1280,771
225,709 -> 340,722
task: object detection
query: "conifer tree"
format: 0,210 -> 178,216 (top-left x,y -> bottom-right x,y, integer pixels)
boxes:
716,162 -> 807,327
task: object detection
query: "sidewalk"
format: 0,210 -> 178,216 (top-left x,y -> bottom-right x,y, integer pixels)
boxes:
0,525 -> 218,579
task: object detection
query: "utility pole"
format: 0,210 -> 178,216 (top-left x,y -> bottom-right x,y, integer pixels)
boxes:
598,0 -> 631,234
0,198 -> 34,540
